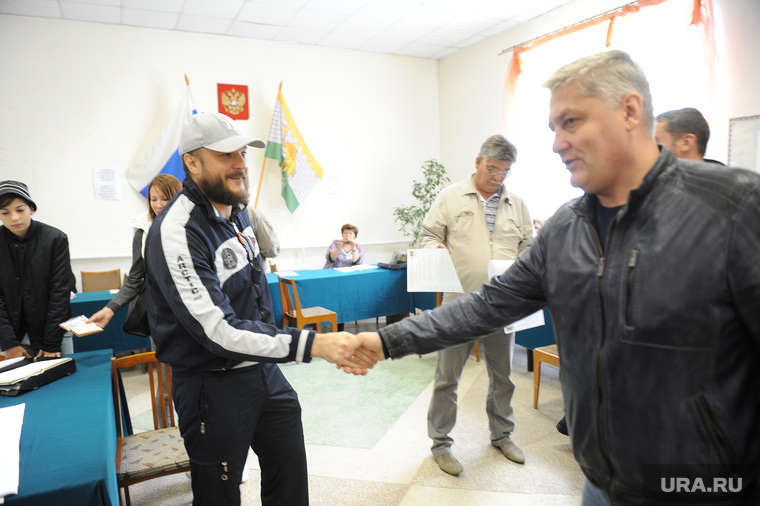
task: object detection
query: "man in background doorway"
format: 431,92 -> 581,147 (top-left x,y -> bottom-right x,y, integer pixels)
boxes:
655,107 -> 725,164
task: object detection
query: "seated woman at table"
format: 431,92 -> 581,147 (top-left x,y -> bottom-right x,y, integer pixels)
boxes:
324,223 -> 365,268
87,174 -> 182,329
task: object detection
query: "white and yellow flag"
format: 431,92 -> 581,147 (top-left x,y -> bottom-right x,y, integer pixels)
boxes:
264,84 -> 323,212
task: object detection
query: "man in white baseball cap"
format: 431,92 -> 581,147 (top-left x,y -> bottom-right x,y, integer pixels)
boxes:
179,111 -> 266,156
144,112 -> 375,505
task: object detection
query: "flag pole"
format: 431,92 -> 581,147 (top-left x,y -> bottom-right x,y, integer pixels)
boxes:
254,81 -> 282,208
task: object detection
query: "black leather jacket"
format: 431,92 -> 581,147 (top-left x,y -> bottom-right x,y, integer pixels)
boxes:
380,149 -> 760,504
0,221 -> 75,354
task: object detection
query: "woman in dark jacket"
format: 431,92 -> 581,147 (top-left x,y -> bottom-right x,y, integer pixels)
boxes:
87,174 -> 182,329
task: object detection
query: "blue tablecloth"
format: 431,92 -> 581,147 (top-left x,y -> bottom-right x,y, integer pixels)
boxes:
67,270 -> 436,352
267,267 -> 437,325
0,349 -> 118,506
69,291 -> 151,353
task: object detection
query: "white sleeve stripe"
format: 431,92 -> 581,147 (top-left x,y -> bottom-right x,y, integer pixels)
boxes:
295,329 -> 310,362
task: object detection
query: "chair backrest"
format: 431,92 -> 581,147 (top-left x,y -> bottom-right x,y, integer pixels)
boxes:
278,276 -> 302,318
269,261 -> 278,273
111,351 -> 176,441
81,269 -> 122,292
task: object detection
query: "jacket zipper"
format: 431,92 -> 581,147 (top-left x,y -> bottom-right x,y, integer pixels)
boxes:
590,213 -> 618,500
625,249 -> 639,326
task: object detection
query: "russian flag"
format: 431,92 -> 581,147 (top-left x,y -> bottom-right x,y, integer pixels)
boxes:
126,84 -> 196,197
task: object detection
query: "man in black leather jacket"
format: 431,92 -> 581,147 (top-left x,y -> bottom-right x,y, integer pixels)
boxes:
352,50 -> 760,505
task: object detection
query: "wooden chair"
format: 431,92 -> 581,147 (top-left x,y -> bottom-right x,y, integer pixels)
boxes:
112,352 -> 190,506
268,261 -> 277,273
81,269 -> 122,292
278,276 -> 337,332
533,344 -> 560,409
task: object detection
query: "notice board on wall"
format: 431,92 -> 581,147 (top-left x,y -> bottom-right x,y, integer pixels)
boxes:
728,114 -> 760,172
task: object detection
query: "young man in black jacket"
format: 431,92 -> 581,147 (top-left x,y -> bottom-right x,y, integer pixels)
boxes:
0,180 -> 76,358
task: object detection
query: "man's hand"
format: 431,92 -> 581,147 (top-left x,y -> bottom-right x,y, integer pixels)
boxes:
347,332 -> 386,362
4,345 -> 31,359
87,307 -> 115,328
36,350 -> 61,358
311,332 -> 378,375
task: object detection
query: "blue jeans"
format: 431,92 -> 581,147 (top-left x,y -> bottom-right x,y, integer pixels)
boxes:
582,480 -> 612,506
19,332 -> 73,355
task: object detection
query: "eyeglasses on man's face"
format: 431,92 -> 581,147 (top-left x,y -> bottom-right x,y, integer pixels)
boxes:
485,165 -> 511,178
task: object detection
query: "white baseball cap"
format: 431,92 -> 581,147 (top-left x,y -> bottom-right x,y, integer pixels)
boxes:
179,112 -> 265,155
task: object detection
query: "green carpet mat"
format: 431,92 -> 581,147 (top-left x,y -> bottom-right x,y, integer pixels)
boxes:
280,355 -> 437,448
131,354 -> 438,449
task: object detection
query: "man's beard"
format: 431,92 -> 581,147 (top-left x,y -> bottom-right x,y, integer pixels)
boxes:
198,172 -> 249,206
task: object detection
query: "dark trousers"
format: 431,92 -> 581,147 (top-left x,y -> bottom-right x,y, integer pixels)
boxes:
173,363 -> 308,506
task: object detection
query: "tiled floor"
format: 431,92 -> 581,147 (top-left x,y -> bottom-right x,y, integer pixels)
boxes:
120,319 -> 584,505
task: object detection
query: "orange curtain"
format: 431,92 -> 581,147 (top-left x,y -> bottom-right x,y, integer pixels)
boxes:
502,0 -> 715,131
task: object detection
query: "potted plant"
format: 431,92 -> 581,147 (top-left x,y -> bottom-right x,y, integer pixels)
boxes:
393,159 -> 450,247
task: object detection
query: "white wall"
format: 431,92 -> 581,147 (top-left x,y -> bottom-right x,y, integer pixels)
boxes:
2,0 -> 759,287
437,0 -> 760,220
0,15 -> 439,285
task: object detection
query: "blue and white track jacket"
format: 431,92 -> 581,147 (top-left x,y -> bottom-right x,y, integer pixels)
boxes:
145,178 -> 314,373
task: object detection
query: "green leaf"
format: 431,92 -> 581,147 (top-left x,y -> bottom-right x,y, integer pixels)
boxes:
392,159 -> 450,247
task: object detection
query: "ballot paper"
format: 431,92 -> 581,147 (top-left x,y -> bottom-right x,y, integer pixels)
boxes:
59,315 -> 103,337
406,249 -> 464,293
334,264 -> 378,272
488,259 -> 545,333
0,403 -> 25,503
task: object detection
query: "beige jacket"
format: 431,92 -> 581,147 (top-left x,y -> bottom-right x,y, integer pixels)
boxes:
419,174 -> 533,303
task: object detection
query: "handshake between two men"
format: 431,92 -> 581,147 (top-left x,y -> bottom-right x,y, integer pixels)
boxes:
310,331 -> 386,375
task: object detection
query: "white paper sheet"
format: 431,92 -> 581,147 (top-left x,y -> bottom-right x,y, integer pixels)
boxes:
0,403 -> 25,503
334,264 -> 377,272
487,260 -> 546,333
0,358 -> 70,385
406,249 -> 464,293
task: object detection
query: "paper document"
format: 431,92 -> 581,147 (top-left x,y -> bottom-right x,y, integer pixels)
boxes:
334,264 -> 377,272
0,358 -> 72,385
59,315 -> 104,337
0,403 -> 25,502
487,260 -> 546,333
406,249 -> 464,293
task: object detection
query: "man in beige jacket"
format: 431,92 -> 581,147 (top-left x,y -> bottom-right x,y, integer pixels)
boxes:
421,134 -> 533,476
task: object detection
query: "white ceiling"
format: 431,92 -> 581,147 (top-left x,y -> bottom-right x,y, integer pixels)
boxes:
0,0 -> 573,59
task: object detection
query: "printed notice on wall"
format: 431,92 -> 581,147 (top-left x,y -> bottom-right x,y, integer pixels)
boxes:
406,248 -> 463,293
92,167 -> 122,200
